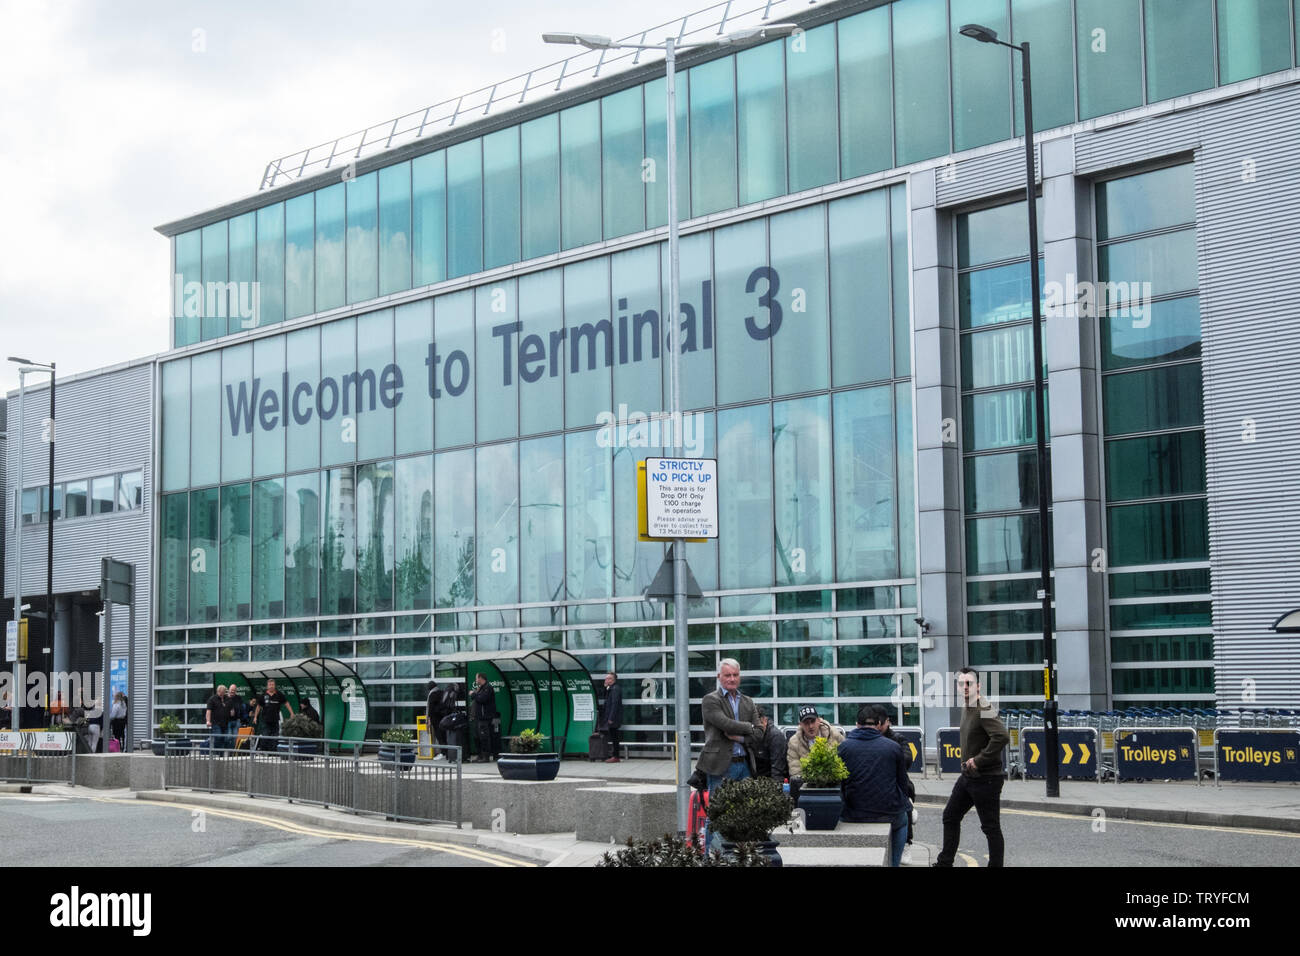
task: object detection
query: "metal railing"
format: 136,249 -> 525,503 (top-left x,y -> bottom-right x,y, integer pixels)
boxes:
162,736 -> 463,826
0,749 -> 76,785
260,0 -> 814,189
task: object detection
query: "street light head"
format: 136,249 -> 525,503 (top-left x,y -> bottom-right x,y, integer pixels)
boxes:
959,23 -> 1000,43
542,32 -> 613,50
719,22 -> 799,45
7,356 -> 34,365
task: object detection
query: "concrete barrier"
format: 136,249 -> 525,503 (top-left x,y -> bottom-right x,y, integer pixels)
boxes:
72,754 -> 133,789
575,784 -> 676,843
129,754 -> 165,792
465,776 -> 607,833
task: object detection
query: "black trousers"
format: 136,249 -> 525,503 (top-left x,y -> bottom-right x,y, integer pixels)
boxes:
606,724 -> 621,758
935,774 -> 1005,867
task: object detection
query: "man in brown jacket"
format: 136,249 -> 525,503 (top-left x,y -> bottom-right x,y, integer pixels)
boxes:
933,667 -> 1009,867
699,658 -> 763,848
786,705 -> 845,802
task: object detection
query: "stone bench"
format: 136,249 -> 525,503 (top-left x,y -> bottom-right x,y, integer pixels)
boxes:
575,784 -> 676,843
465,776 -> 606,833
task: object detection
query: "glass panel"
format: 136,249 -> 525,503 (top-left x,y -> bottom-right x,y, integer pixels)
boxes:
1110,601 -> 1211,631
173,230 -> 202,346
689,56 -> 738,216
566,429 -> 613,601
770,204 -> 828,395
736,40 -> 786,204
251,336 -> 286,478
285,472 -> 320,618
189,487 -> 219,623
644,73 -> 690,230
838,6 -> 893,177
190,352 -> 220,488
1097,164 -> 1196,238
560,101 -> 601,250
256,202 -> 286,329
952,0 -> 1011,151
395,300 -> 434,455
786,25 -> 837,191
1106,429 -> 1206,501
829,190 -> 892,386
958,199 -> 1042,268
161,359 -> 190,492
483,127 -> 521,269
1107,498 -> 1209,565
719,403 -> 772,589
963,385 -> 1049,450
1109,566 -> 1210,598
1097,231 -> 1199,302
1103,363 -> 1204,435
896,381 -> 916,578
395,455 -> 433,612
564,257 -> 612,430
319,317 -> 356,467
160,494 -> 188,625
1011,0 -> 1076,133
433,290 -> 474,448
447,140 -> 483,278
285,193 -> 314,319
968,578 -> 1040,604
893,0 -> 950,163
412,151 -> 446,286
220,344 -> 253,482
321,467 -> 356,618
714,219 -> 769,404
200,220 -> 227,341
252,478 -> 285,619
315,183 -> 346,312
602,86 -> 645,239
891,185 -> 911,380
521,116 -> 560,259
1145,0 -> 1215,101
661,231 -> 716,411
774,396 -> 832,585
614,444 -> 663,600
611,244 -> 663,415
834,386 -> 899,581
476,442 -> 518,611
220,483 -> 251,621
1076,0 -> 1143,119
285,326 -> 320,473
228,212 -> 256,335
517,268 -> 564,436
965,512 -> 1049,574
348,171 -> 379,303
356,309 -> 395,461
378,162 -> 412,296
476,281 -> 517,442
962,322 -> 1042,389
356,461 -> 395,615
1111,632 -> 1213,661
960,260 -> 1044,329
65,479 -> 88,518
435,448 -> 475,608
520,435 -> 565,607
964,449 -> 1044,513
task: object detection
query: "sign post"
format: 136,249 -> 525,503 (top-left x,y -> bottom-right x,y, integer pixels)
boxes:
100,558 -> 134,753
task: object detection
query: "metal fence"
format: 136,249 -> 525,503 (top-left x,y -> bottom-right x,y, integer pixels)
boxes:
0,750 -> 76,784
162,737 -> 463,826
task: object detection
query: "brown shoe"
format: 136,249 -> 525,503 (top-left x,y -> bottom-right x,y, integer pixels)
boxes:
604,756 -> 621,763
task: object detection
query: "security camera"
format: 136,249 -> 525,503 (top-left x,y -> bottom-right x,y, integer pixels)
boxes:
914,616 -> 931,633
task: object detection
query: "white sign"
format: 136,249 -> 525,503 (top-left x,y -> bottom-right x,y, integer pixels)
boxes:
0,732 -> 20,751
644,457 -> 718,539
5,621 -> 16,663
515,693 -> 537,721
34,732 -> 74,752
572,693 -> 595,722
349,696 -> 367,722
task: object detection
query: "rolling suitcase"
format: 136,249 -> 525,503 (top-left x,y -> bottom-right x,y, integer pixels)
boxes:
588,730 -> 610,761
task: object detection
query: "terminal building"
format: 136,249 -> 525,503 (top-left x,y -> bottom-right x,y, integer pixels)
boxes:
7,0 -> 1300,747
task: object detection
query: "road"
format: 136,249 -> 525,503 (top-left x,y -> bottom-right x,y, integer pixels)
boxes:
0,791 -> 532,867
915,804 -> 1300,867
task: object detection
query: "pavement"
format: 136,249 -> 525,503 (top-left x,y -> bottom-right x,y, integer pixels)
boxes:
21,757 -> 1300,866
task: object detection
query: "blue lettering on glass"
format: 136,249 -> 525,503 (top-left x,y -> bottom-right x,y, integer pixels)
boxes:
222,267 -> 781,437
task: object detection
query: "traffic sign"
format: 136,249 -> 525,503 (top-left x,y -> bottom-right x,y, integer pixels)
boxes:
100,557 -> 134,606
1022,726 -> 1099,780
1114,728 -> 1198,782
638,458 -> 718,540
5,619 -> 28,662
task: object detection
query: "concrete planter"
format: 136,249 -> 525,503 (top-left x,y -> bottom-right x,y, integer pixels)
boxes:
497,753 -> 560,781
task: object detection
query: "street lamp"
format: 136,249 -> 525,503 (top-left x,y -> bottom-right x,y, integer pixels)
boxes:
958,24 -> 1059,797
545,21 -> 797,833
7,357 -> 56,732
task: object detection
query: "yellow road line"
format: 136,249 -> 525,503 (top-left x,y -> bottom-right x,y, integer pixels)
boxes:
958,852 -> 979,867
87,794 -> 533,867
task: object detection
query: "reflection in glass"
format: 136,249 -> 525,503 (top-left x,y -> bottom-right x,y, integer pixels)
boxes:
448,140 -> 483,278
379,163 -> 412,296
315,183 -> 345,312
320,467 -> 356,618
719,403 -> 772,589
285,472 -> 320,618
356,461 -> 395,614
774,396 -> 832,585
561,102 -> 601,249
736,40 -> 786,204
483,127 -> 521,269
395,455 -> 433,611
689,56 -> 738,215
253,479 -> 285,619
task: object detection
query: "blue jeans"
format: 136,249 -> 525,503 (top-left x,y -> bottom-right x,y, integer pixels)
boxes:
886,807 -> 909,867
704,759 -> 751,851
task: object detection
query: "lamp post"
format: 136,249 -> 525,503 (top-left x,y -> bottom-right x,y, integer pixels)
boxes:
544,22 -> 795,832
958,24 -> 1058,797
7,357 -> 56,731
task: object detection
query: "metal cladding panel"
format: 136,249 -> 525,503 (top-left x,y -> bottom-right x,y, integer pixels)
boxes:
935,143 -> 1041,207
1076,84 -> 1300,707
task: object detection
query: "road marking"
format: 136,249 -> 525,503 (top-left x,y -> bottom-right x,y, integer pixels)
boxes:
88,795 -> 533,867
958,852 -> 979,867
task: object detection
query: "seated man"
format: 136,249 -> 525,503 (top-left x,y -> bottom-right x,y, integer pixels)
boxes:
837,704 -> 911,867
786,705 -> 845,802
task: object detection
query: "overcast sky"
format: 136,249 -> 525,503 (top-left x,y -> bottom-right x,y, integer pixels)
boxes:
0,0 -> 737,396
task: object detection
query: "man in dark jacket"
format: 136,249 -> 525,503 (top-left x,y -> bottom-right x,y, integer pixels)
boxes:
837,704 -> 911,867
469,672 -> 499,762
934,667 -> 1010,867
426,681 -> 458,758
752,706 -> 788,785
599,672 -> 624,763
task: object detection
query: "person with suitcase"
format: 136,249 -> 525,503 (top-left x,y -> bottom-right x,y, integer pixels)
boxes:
598,672 -> 624,763
469,673 -> 498,762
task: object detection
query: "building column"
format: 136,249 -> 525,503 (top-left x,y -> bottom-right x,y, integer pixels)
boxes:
910,169 -> 966,734
1041,135 -> 1108,710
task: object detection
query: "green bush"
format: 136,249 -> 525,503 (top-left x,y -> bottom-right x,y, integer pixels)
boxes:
800,735 -> 849,788
598,835 -> 771,867
509,728 -> 546,754
380,727 -> 413,744
280,713 -> 323,739
157,715 -> 181,736
705,776 -> 794,843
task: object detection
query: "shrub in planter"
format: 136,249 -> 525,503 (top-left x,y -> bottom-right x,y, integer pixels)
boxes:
378,727 -> 416,768
798,735 -> 849,830
706,777 -> 794,865
498,728 -> 560,780
153,715 -> 184,756
277,714 -> 323,759
598,835 -> 771,867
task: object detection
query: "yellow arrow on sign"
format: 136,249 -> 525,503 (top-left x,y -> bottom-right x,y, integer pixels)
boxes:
1079,742 -> 1091,764
908,742 -> 918,762
1028,742 -> 1040,763
1062,742 -> 1074,764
